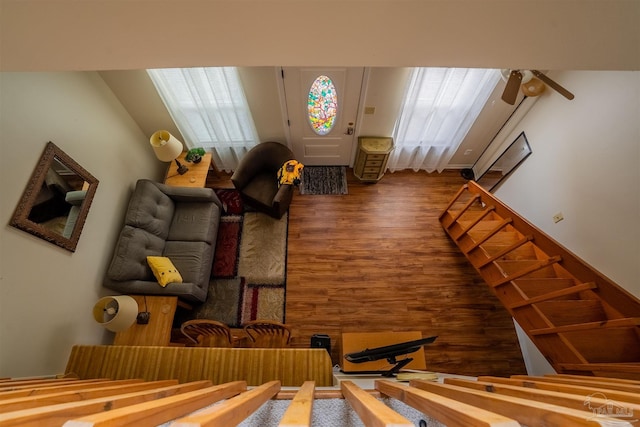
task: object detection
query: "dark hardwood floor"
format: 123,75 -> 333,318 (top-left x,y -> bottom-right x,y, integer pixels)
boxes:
208,169 -> 526,377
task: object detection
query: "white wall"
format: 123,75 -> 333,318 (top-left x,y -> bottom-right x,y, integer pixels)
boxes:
493,71 -> 640,375
0,72 -> 164,377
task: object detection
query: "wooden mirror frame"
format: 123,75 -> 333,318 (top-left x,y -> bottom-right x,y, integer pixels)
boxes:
10,141 -> 99,252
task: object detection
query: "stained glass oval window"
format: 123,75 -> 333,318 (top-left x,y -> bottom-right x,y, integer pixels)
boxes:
308,75 -> 337,135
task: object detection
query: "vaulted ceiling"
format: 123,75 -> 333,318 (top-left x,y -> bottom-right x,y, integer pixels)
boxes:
1,0 -> 638,72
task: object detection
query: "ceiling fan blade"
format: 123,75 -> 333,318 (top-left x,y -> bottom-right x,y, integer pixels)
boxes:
531,70 -> 575,100
501,70 -> 522,105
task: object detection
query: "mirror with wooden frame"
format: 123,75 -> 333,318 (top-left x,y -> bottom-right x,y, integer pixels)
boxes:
10,142 -> 99,252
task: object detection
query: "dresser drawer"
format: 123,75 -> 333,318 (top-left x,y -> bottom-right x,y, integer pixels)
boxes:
365,160 -> 382,167
362,173 -> 380,180
364,167 -> 381,174
366,154 -> 386,161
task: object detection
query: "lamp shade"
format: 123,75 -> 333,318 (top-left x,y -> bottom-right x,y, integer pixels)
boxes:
92,295 -> 138,332
150,130 -> 183,162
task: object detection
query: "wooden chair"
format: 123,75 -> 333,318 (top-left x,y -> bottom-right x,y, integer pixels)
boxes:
180,319 -> 235,348
243,320 -> 292,348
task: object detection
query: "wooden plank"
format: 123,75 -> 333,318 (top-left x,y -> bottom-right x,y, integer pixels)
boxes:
0,380 -> 177,412
550,373 -> 640,385
512,375 -> 640,393
170,380 -> 281,427
443,377 -> 640,414
0,380 -> 141,399
64,381 -> 246,427
0,380 -> 211,426
449,193 -> 480,225
341,380 -> 412,427
465,218 -> 513,254
478,376 -> 640,405
410,379 -> 634,427
453,205 -> 495,240
0,378 -> 104,392
491,256 -> 562,287
509,282 -> 597,309
439,183 -> 468,221
278,381 -> 315,427
530,317 -> 640,336
375,380 -> 520,427
475,235 -> 533,268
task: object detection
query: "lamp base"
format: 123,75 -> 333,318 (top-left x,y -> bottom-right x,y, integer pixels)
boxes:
175,159 -> 189,175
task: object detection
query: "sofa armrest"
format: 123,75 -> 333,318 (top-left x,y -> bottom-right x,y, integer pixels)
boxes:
149,181 -> 223,210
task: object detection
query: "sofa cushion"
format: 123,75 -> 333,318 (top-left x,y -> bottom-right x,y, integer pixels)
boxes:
163,241 -> 213,292
168,202 -> 221,244
125,180 -> 174,240
107,225 -> 165,281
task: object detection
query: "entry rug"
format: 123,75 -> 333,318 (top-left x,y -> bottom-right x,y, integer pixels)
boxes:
180,189 -> 288,328
299,166 -> 348,195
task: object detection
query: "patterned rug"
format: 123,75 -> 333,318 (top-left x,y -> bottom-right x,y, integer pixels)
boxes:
179,189 -> 288,328
299,166 -> 349,195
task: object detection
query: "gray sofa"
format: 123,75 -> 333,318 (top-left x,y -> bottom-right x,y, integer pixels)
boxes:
104,179 -> 222,303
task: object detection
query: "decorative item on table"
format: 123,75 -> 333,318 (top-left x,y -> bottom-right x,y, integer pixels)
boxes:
150,130 -> 188,175
92,295 -> 139,332
185,147 -> 206,163
277,160 -> 304,187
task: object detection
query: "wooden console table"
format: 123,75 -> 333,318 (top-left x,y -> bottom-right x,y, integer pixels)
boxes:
340,331 -> 427,373
113,295 -> 178,346
164,152 -> 213,188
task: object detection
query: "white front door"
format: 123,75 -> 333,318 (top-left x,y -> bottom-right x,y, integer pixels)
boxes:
282,67 -> 365,166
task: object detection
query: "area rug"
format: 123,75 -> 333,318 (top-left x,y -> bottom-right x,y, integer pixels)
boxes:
299,166 -> 348,195
181,189 -> 288,328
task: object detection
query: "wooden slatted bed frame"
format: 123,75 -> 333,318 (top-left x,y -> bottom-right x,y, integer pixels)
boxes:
1,372 -> 638,426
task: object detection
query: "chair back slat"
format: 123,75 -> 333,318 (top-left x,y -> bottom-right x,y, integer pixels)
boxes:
243,320 -> 291,348
181,320 -> 234,348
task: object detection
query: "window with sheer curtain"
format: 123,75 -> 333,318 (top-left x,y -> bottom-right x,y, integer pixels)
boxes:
147,67 -> 259,172
390,68 -> 501,173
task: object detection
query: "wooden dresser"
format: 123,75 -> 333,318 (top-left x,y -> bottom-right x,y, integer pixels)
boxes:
353,136 -> 394,183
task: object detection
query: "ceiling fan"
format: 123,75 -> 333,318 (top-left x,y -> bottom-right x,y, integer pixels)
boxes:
501,69 -> 575,105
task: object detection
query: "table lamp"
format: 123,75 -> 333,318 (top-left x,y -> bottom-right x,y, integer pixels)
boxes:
150,130 -> 188,175
93,295 -> 139,332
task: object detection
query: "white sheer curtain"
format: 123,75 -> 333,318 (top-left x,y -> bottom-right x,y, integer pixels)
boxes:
147,67 -> 259,172
390,68 -> 501,173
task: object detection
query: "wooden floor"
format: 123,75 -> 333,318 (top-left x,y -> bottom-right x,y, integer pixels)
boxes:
208,169 -> 526,377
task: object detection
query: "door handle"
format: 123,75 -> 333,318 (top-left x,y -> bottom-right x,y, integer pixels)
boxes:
345,122 -> 354,135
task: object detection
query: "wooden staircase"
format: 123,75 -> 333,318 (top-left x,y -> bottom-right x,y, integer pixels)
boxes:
439,181 -> 640,380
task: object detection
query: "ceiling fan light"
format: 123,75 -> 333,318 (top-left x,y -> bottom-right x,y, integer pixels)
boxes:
520,70 -> 534,84
521,77 -> 546,97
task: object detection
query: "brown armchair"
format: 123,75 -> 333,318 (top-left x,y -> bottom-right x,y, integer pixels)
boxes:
231,142 -> 295,219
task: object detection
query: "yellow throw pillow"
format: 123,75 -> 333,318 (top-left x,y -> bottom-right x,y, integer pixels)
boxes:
147,256 -> 183,287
